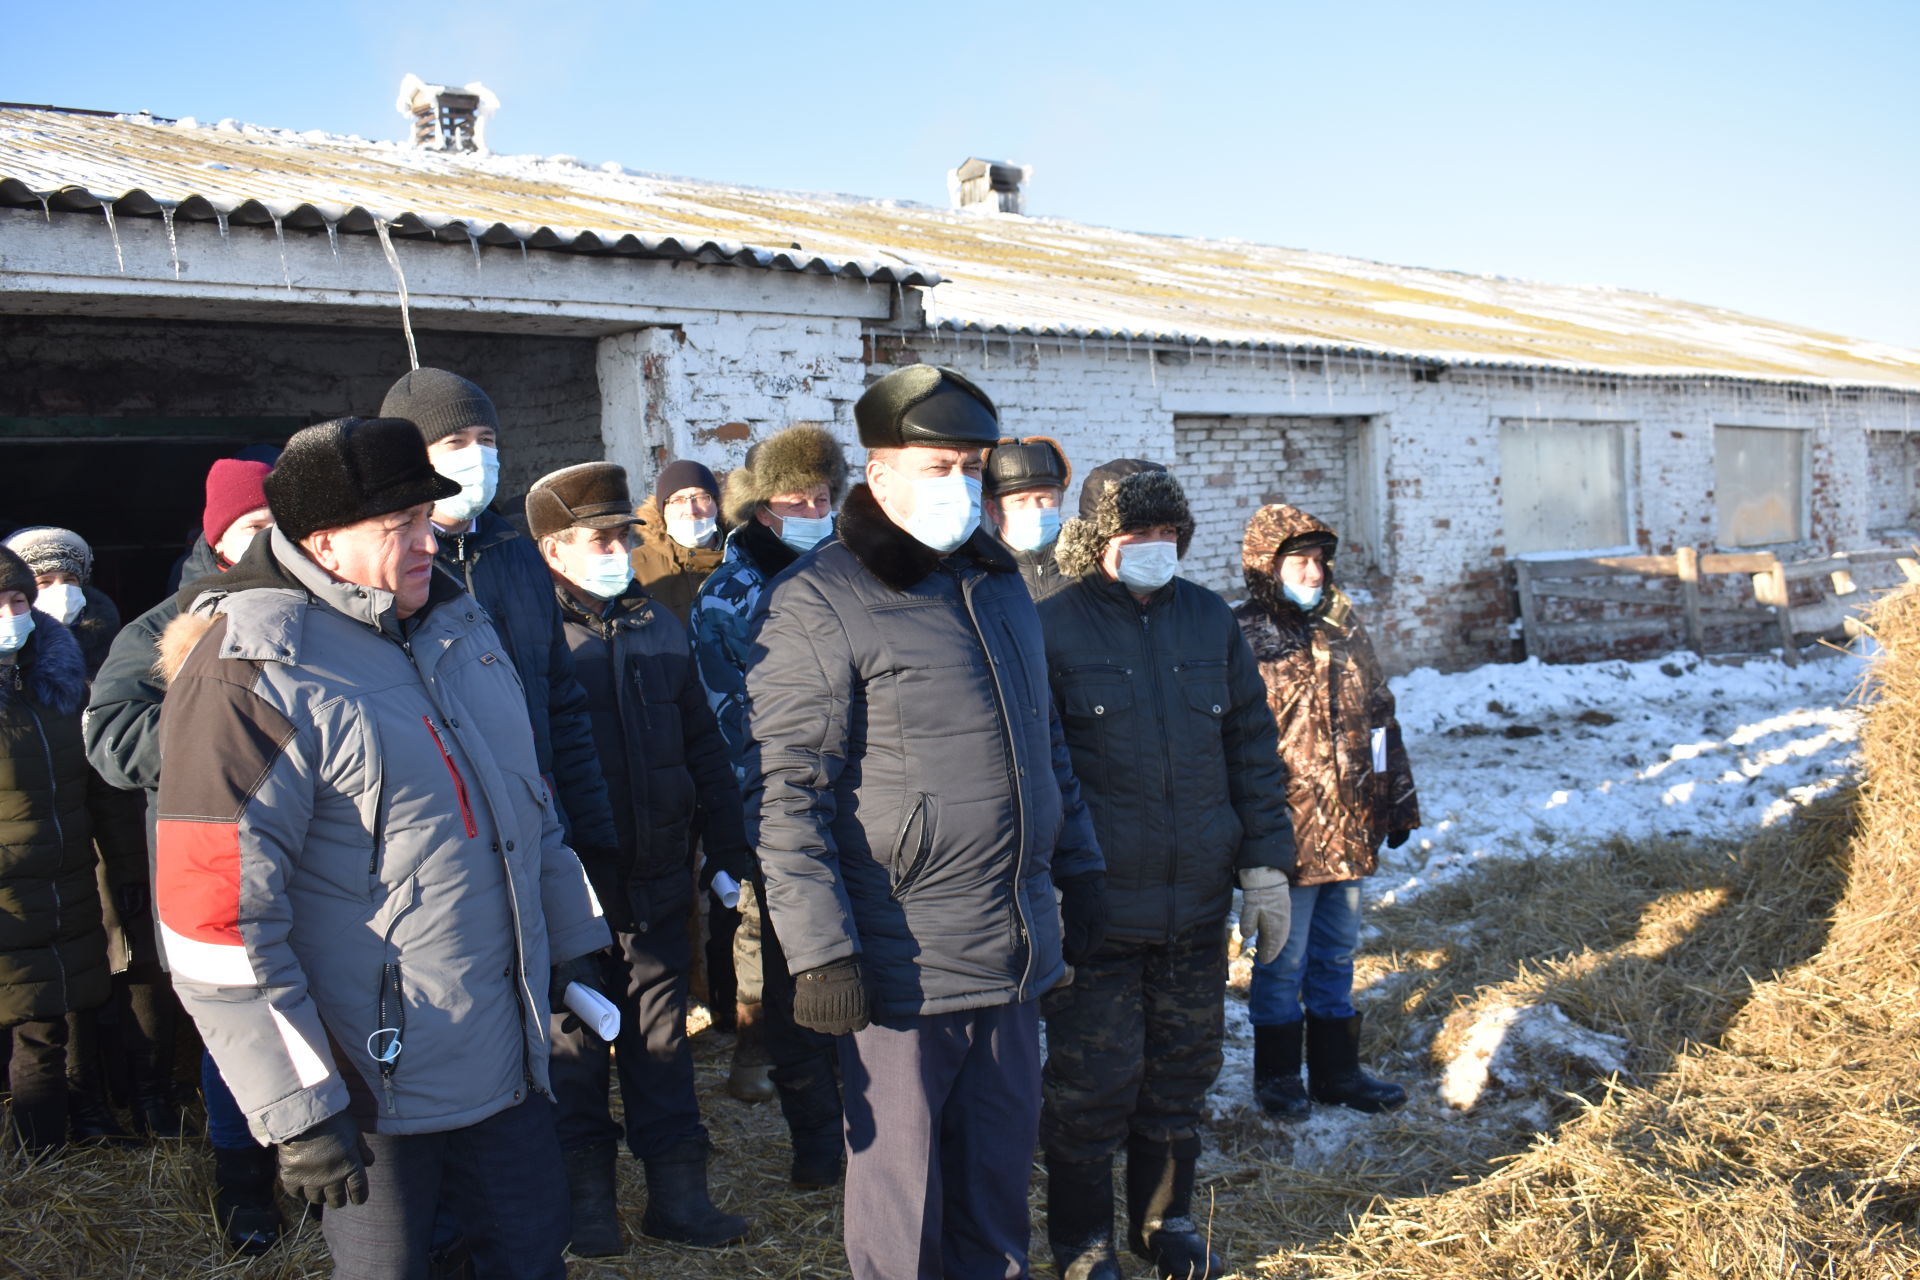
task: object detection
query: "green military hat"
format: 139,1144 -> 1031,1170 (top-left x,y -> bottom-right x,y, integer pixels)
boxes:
854,365 -> 1000,451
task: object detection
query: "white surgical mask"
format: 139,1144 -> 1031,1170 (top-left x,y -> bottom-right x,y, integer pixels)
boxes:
1000,507 -> 1060,553
1283,581 -> 1323,610
579,552 -> 634,601
37,582 -> 85,626
432,444 -> 501,524
0,609 -> 33,654
775,513 -> 834,555
666,515 -> 717,549
900,473 -> 981,554
217,527 -> 259,566
1116,541 -> 1179,594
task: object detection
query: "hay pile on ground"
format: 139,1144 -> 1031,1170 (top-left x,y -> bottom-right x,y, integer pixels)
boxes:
1267,593 -> 1920,1279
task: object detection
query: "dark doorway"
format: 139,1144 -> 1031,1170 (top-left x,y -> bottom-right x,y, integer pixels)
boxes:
1,417 -> 301,618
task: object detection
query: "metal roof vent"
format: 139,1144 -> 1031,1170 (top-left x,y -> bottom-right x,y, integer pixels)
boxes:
948,158 -> 1030,214
396,75 -> 498,153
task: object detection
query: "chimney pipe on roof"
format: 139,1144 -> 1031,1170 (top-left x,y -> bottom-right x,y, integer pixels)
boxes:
397,75 -> 498,153
948,158 -> 1030,214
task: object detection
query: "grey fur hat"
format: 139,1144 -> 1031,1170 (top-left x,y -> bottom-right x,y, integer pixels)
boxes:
3,526 -> 91,584
721,425 -> 850,526
1055,460 -> 1195,578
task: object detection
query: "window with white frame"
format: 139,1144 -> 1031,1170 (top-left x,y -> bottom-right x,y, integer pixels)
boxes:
1498,419 -> 1634,555
1714,425 -> 1806,546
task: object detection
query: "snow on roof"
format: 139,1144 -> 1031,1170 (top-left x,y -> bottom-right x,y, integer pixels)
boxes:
3,106 -> 1917,390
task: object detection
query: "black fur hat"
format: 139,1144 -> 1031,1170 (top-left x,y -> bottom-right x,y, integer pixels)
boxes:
854,365 -> 999,450
0,545 -> 36,605
1055,459 -> 1195,577
264,417 -> 462,541
526,462 -> 643,541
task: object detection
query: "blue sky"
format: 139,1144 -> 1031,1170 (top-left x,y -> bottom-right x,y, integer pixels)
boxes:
12,0 -> 1917,346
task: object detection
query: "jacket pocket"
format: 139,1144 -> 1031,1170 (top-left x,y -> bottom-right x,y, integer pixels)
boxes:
888,793 -> 937,898
1059,673 -> 1135,723
1178,678 -> 1231,721
423,717 -> 478,839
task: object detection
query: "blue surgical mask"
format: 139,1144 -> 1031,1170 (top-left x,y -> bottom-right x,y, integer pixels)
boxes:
776,512 -> 834,555
1115,541 -> 1179,593
0,608 -> 33,654
900,473 -> 981,554
666,515 -> 717,549
1000,506 -> 1061,553
1283,581 -> 1323,610
432,444 -> 500,524
579,552 -> 634,601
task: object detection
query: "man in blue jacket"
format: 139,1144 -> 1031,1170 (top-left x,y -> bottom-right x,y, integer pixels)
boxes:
746,365 -> 1108,1280
380,369 -> 618,859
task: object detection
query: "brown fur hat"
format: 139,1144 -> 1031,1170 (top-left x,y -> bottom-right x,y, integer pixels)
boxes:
721,425 -> 850,527
1055,461 -> 1195,578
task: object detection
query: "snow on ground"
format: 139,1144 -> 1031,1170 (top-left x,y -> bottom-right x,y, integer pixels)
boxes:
1208,645 -> 1868,1129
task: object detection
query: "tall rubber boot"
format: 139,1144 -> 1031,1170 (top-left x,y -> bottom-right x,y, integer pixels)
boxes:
1046,1155 -> 1121,1280
1124,1133 -> 1224,1280
213,1144 -> 283,1255
726,1003 -> 775,1103
65,1009 -> 137,1146
772,1061 -> 844,1189
1305,1013 -> 1407,1113
560,1140 -> 624,1257
1252,1022 -> 1310,1120
639,1140 -> 748,1248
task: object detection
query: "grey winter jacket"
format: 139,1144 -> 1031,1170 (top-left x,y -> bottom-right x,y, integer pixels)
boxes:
1037,574 -> 1294,942
745,484 -> 1104,1018
153,529 -> 609,1144
433,509 -> 618,851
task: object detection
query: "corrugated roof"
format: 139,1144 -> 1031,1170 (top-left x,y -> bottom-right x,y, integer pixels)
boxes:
3,107 -> 1918,390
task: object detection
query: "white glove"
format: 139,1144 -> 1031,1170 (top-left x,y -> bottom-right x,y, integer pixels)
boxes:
1237,867 -> 1293,966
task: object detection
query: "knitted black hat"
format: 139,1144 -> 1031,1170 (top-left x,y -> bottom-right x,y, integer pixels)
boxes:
854,365 -> 999,450
527,462 -> 643,541
1055,459 -> 1195,577
379,368 -> 501,446
984,436 -> 1071,498
653,459 -> 720,511
0,545 -> 36,605
264,417 -> 463,541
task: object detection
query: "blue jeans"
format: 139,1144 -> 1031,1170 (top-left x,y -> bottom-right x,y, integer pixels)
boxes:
201,1049 -> 258,1150
319,1097 -> 568,1280
1248,880 -> 1362,1027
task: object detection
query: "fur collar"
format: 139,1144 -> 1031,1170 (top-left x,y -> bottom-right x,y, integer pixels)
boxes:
0,609 -> 87,716
836,483 -> 1016,593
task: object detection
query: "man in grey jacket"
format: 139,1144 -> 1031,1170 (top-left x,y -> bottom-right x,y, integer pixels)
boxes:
746,365 -> 1108,1280
153,418 -> 611,1279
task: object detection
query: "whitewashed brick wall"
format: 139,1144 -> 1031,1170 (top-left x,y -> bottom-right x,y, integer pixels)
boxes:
1867,430 -> 1920,534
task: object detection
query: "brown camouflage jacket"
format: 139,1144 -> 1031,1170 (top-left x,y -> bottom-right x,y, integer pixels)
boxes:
1236,504 -> 1419,885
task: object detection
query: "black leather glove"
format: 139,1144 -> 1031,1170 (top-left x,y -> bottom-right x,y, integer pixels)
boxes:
1057,871 -> 1110,966
1386,829 -> 1412,849
549,952 -> 607,1035
792,958 -> 869,1036
114,881 -> 151,921
277,1111 -> 372,1209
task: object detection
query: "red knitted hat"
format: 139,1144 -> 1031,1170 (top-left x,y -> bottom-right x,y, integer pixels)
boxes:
203,458 -> 274,547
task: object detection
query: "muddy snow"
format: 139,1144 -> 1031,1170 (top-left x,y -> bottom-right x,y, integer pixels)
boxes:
1211,644 -> 1868,1140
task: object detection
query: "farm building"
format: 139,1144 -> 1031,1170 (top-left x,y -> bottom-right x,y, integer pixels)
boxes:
3,92 -> 1917,668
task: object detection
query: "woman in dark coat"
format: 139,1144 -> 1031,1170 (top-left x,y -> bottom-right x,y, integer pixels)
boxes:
0,545 -> 110,1153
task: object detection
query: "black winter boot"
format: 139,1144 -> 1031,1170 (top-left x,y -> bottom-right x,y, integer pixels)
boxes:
640,1141 -> 748,1248
773,1059 -> 844,1188
66,1086 -> 138,1146
1252,1023 -> 1311,1120
212,1144 -> 283,1255
1046,1155 -> 1121,1280
1305,1013 -> 1407,1113
561,1140 -> 624,1257
1124,1134 -> 1224,1280
726,1004 -> 775,1103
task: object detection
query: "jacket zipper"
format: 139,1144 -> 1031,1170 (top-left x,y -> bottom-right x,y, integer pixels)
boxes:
423,716 -> 479,838
961,571 -> 1034,1000
25,703 -> 69,996
1140,605 -> 1179,938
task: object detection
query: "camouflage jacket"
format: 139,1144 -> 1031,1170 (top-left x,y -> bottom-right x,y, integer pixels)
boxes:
689,519 -> 799,783
1236,504 -> 1418,886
